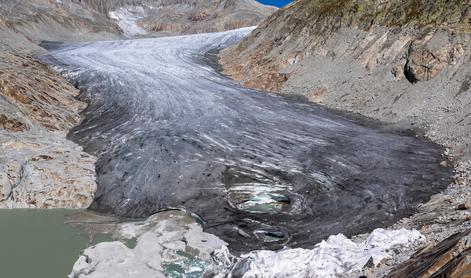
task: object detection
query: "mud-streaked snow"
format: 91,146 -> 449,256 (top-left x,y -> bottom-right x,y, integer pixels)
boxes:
206,228 -> 424,278
69,225 -> 424,278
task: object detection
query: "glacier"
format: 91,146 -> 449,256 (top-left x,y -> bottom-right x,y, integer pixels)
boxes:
40,27 -> 450,254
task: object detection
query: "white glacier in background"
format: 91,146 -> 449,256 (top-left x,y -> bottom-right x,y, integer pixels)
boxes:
109,7 -> 148,37
205,228 -> 424,278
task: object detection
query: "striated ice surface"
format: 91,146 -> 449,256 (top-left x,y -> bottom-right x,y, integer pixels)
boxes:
205,228 -> 425,278
40,27 -> 449,252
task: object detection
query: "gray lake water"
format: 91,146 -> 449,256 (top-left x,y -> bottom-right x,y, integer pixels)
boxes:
0,209 -> 111,278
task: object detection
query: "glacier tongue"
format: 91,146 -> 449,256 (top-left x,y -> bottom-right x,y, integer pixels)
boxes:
40,26 -> 449,254
205,228 -> 424,278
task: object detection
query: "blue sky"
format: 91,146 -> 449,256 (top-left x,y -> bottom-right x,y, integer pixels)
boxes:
256,0 -> 293,8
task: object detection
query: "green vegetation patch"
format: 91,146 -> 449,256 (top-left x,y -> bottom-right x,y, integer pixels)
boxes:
290,0 -> 470,33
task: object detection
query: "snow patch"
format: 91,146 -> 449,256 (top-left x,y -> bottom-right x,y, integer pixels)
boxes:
206,228 -> 425,277
68,211 -> 227,278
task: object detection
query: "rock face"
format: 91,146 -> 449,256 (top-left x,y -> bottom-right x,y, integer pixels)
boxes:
0,0 -> 117,208
0,0 -> 120,48
404,37 -> 465,83
0,53 -> 96,208
386,229 -> 471,277
0,0 -> 274,43
220,0 -> 471,160
0,53 -> 84,131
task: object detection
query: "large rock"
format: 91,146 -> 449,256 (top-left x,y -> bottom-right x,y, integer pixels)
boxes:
386,229 -> 471,278
404,35 -> 465,83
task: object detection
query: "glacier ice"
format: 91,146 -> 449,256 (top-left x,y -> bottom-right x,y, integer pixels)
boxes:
40,26 -> 448,253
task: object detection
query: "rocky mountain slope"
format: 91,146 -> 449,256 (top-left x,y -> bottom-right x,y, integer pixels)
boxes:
0,52 -> 97,208
0,0 -> 274,208
220,0 -> 471,276
221,0 -> 470,158
0,0 -> 120,51
0,0 -> 115,208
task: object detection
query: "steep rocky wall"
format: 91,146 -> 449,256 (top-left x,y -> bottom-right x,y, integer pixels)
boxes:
0,0 -> 120,208
72,0 -> 275,15
220,0 -> 471,159
0,53 -> 96,208
0,0 -> 274,45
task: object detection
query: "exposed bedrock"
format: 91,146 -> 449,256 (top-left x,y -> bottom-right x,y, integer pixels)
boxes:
0,52 -> 96,208
386,229 -> 471,277
41,28 -> 451,252
0,0 -> 123,208
0,0 -> 120,48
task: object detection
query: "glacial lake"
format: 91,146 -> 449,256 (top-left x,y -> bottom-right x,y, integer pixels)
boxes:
0,209 -> 112,278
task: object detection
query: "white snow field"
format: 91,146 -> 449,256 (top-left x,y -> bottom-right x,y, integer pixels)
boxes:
206,228 -> 424,277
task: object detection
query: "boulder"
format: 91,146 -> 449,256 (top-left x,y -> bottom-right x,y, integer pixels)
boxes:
386,229 -> 471,278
